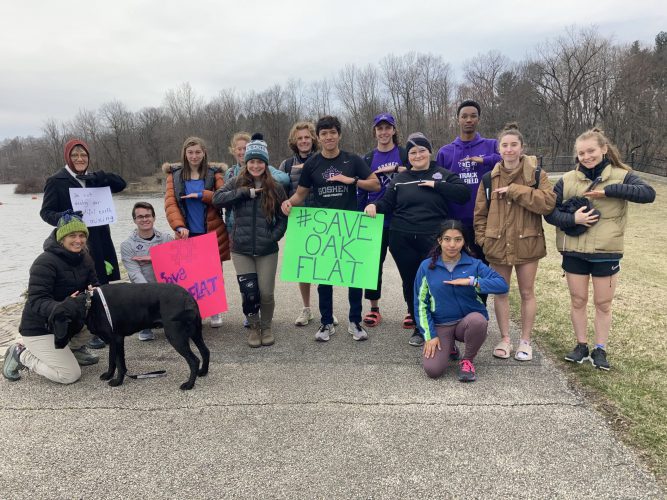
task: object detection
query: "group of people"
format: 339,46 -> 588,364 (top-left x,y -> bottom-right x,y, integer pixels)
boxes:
3,100 -> 656,387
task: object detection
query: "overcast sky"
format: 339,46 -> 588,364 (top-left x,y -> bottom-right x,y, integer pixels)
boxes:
2,0 -> 664,140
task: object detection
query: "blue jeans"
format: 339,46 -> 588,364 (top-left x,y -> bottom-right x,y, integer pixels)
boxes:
317,284 -> 363,325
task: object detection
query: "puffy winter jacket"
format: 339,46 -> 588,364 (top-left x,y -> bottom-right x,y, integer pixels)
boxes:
19,231 -> 98,336
213,177 -> 288,256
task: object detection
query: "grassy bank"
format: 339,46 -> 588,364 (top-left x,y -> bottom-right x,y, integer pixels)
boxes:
508,180 -> 666,482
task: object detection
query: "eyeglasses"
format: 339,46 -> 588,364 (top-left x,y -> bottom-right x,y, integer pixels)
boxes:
133,214 -> 154,220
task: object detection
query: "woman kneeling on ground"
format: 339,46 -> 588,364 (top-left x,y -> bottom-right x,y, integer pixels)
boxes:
414,220 -> 509,382
213,134 -> 288,348
3,211 -> 99,384
545,128 -> 655,370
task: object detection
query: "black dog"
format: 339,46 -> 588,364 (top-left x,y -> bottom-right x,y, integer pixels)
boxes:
50,282 -> 210,390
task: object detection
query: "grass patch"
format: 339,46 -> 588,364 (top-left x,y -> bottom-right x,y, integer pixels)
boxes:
508,179 -> 667,483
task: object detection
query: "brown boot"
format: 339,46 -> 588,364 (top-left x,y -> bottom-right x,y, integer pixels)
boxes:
247,316 -> 261,348
261,327 -> 274,346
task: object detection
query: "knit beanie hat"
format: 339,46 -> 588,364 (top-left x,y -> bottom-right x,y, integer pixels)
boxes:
406,132 -> 432,155
56,210 -> 89,242
244,133 -> 269,164
64,139 -> 91,170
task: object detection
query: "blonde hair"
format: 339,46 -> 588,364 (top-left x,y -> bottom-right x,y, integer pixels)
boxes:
287,122 -> 318,155
181,137 -> 208,180
228,132 -> 251,157
574,127 -> 631,171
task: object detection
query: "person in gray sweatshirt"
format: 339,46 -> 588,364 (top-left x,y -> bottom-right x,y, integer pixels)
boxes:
120,201 -> 174,340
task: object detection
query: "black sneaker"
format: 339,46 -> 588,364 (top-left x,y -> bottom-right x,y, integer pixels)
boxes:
564,343 -> 589,364
590,347 -> 610,371
408,331 -> 424,347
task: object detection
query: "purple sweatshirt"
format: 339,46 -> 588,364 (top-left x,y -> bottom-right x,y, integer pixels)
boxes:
436,133 -> 501,226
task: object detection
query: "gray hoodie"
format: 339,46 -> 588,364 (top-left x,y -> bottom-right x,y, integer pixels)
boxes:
120,229 -> 174,283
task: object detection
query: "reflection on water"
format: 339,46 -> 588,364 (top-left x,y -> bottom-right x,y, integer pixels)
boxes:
0,184 -> 164,307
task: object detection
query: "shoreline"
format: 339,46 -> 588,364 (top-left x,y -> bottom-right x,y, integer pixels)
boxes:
0,301 -> 22,352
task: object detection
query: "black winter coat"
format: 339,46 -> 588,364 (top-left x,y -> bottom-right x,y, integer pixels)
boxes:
19,231 -> 99,337
212,178 -> 288,256
374,161 -> 470,234
40,167 -> 126,283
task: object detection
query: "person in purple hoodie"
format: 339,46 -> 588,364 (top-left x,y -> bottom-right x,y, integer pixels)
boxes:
357,113 -> 408,328
436,100 -> 501,304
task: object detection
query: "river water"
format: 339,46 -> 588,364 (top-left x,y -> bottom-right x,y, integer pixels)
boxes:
0,184 -> 164,307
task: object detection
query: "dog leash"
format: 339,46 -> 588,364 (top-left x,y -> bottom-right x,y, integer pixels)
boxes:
128,370 -> 167,379
93,287 -> 114,331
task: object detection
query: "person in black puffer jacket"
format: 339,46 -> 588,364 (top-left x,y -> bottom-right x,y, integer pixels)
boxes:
213,134 -> 288,348
3,211 -> 99,384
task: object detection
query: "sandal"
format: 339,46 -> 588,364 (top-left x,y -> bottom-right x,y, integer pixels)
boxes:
493,340 -> 513,359
402,314 -> 415,329
515,342 -> 533,361
363,311 -> 382,327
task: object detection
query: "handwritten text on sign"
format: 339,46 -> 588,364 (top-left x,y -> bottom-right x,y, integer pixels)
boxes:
68,187 -> 117,227
149,232 -> 227,318
281,207 -> 383,289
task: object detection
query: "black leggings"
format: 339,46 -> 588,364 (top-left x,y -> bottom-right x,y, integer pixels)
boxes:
388,230 -> 438,318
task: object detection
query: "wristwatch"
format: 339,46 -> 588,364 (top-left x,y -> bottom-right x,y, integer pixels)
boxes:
352,176 -> 359,185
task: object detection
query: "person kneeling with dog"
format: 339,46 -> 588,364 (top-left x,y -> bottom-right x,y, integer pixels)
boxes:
3,211 -> 99,384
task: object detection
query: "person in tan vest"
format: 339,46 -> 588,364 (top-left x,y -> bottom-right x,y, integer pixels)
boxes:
545,128 -> 655,370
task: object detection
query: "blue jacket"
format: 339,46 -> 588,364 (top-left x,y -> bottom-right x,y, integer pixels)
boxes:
414,251 -> 508,341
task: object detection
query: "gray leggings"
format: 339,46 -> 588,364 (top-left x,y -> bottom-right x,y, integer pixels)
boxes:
423,312 -> 488,379
231,252 -> 279,329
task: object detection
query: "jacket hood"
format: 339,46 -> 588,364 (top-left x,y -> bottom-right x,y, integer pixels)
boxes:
127,228 -> 169,244
452,133 -> 486,149
162,162 -> 226,175
491,155 -> 538,183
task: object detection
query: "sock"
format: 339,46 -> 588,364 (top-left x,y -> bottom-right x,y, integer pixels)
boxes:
370,307 -> 379,312
578,342 -> 588,347
595,343 -> 605,350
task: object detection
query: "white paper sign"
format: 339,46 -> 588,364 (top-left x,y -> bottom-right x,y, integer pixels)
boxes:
69,187 -> 117,227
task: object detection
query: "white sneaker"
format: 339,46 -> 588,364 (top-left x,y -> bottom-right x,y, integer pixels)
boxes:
294,307 -> 313,326
210,313 -> 223,328
347,322 -> 368,341
333,315 -> 339,326
315,323 -> 335,342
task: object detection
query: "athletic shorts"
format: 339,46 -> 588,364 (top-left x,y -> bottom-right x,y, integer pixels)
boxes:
562,256 -> 620,277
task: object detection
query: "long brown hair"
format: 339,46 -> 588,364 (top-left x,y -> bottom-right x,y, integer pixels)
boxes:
236,164 -> 282,223
181,137 -> 209,180
574,127 -> 631,171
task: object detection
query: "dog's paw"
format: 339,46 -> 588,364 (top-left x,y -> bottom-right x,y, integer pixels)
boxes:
108,378 -> 123,387
179,381 -> 195,390
99,372 -> 113,381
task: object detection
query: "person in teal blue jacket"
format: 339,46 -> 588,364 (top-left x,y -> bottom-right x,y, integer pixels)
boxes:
414,220 -> 508,382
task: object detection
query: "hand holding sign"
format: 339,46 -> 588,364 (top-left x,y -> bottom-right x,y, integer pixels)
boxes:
150,232 -> 227,318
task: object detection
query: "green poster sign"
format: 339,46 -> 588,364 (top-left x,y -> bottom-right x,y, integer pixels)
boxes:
281,207 -> 384,289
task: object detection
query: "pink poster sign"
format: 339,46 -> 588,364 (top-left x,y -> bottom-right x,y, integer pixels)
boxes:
149,231 -> 227,318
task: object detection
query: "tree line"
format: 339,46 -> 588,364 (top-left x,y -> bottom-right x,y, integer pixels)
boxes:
1,26 -> 665,186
